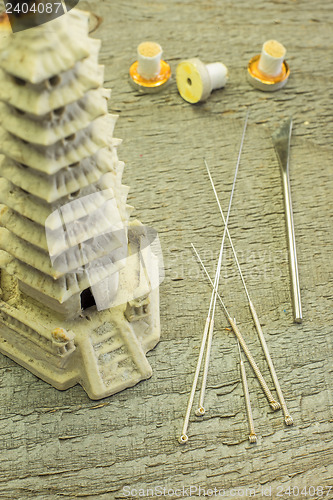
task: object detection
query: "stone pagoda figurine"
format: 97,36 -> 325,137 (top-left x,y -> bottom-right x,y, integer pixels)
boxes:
0,9 -> 161,399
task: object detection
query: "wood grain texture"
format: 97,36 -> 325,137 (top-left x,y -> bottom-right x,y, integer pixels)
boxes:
1,0 -> 332,498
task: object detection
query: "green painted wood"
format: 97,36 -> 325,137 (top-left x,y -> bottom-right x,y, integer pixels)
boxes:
0,0 -> 332,498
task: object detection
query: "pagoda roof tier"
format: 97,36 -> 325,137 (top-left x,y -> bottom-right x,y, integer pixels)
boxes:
0,88 -> 111,146
0,114 -> 118,175
44,183 -> 131,231
0,10 -> 91,84
0,187 -> 131,257
0,205 -> 47,251
0,145 -> 122,203
0,249 -> 126,304
0,227 -> 127,280
0,39 -> 103,116
0,179 -> 129,228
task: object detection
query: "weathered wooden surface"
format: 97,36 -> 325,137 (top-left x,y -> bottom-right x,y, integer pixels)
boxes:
1,0 -> 332,499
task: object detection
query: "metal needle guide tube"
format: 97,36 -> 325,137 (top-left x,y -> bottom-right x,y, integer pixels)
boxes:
272,117 -> 302,323
206,162 -> 293,425
191,244 -> 280,412
178,113 -> 248,444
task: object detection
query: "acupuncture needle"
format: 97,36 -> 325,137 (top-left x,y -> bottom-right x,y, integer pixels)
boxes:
196,111 -> 249,418
178,243 -> 222,444
191,243 -> 280,413
205,161 -> 293,426
237,338 -> 257,444
178,112 -> 249,444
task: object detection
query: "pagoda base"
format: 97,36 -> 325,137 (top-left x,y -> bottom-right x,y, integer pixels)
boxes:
0,277 -> 160,400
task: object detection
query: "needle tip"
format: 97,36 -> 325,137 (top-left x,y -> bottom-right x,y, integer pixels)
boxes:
203,158 -> 211,175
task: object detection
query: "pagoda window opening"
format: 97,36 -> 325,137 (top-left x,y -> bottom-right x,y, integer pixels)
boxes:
80,287 -> 96,310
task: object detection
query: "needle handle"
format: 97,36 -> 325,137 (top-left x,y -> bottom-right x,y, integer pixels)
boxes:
239,358 -> 257,443
228,317 -> 280,411
249,300 -> 293,425
197,318 -> 215,413
179,316 -> 211,443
